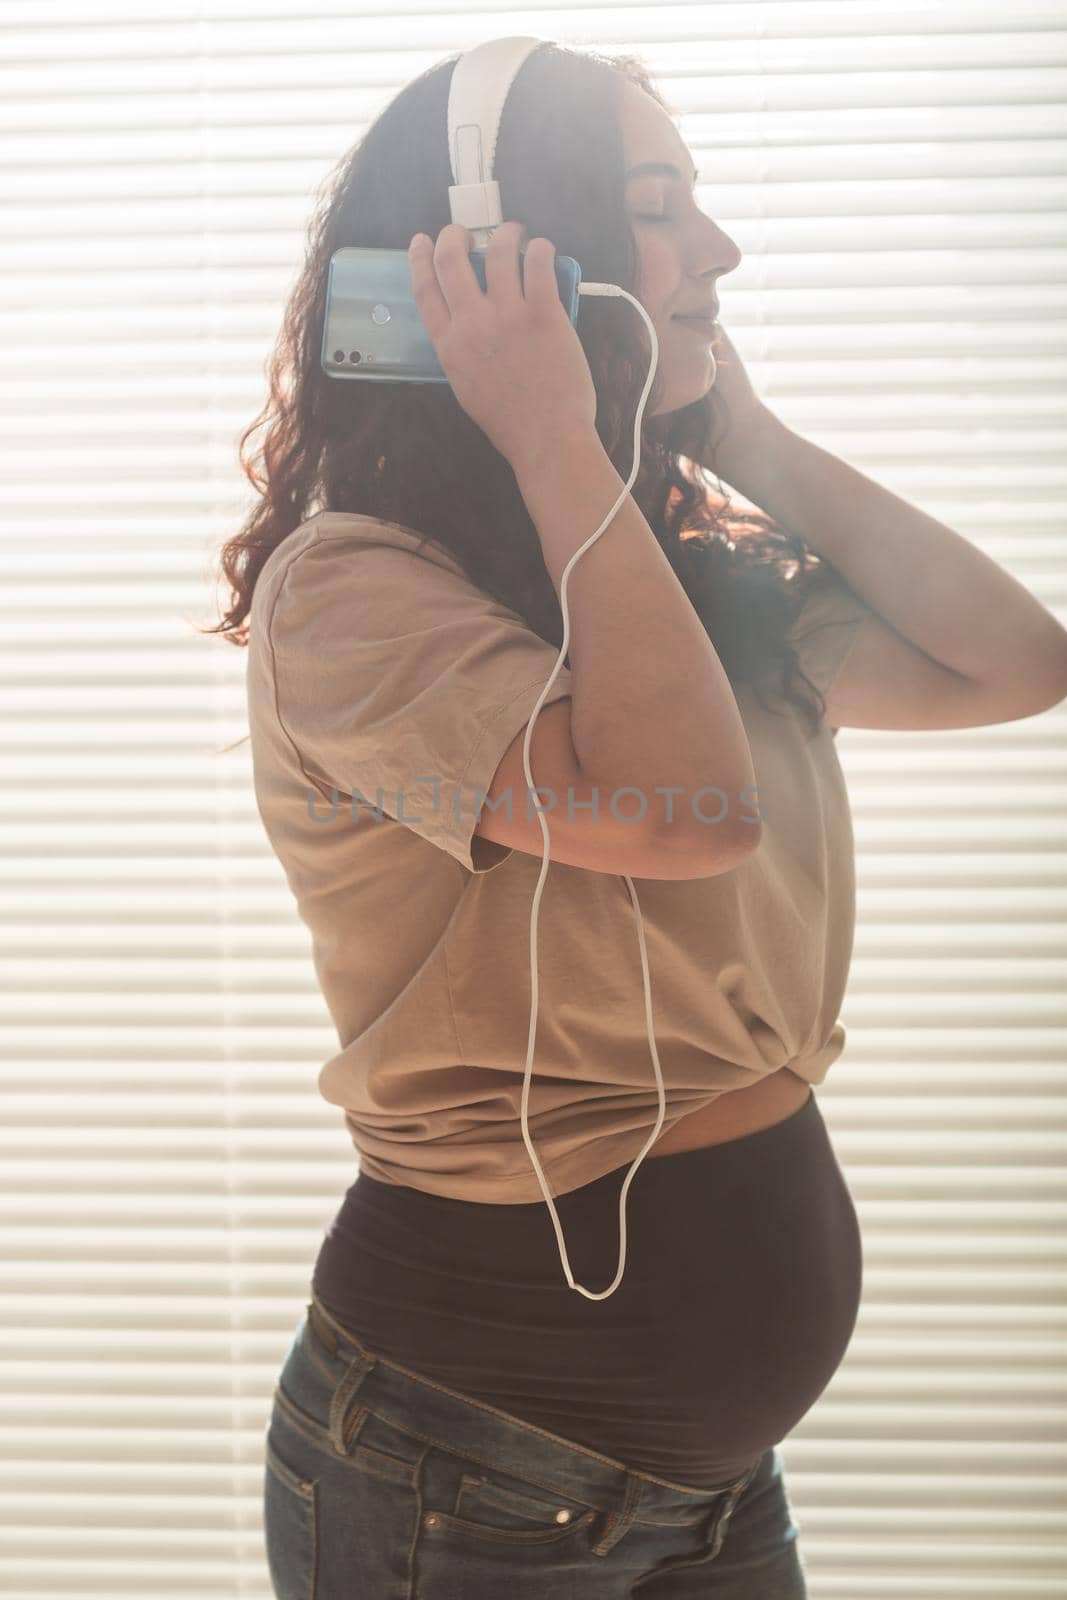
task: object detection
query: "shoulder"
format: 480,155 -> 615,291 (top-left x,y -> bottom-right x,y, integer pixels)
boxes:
261,511 -> 459,581
306,512 -> 466,579
254,512 -> 473,636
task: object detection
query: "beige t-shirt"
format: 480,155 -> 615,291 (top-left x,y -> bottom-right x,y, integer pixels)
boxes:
247,510 -> 873,1203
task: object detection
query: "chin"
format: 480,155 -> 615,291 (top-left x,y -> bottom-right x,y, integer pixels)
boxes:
647,370 -> 718,421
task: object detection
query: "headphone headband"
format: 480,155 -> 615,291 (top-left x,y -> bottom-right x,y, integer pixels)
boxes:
446,35 -> 550,248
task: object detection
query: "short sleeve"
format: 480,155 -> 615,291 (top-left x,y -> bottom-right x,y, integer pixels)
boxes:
790,562 -> 876,697
266,522 -> 574,873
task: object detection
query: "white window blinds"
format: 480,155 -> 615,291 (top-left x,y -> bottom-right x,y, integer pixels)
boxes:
2,5 -> 1065,1596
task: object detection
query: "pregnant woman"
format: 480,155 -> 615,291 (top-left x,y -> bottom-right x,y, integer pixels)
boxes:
208,37 -> 1067,1598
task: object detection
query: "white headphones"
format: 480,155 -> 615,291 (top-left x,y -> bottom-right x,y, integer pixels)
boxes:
447,36 -> 703,1300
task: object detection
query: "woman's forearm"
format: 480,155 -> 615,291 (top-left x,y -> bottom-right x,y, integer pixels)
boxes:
710,408 -> 1067,708
510,430 -> 759,847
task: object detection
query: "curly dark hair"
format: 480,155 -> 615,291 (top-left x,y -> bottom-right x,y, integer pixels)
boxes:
201,41 -> 835,748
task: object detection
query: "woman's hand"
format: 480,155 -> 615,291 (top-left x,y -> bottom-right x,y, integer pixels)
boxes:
709,322 -> 771,440
704,322 -> 784,488
408,221 -> 598,468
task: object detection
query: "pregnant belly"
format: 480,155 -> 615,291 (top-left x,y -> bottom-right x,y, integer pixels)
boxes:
311,1079 -> 863,1489
647,1065 -> 813,1159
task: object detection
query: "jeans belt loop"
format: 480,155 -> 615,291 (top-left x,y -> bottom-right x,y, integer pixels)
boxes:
590,1471 -> 643,1557
707,1478 -> 746,1560
327,1349 -> 377,1457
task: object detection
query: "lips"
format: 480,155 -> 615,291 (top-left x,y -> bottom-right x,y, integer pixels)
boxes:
674,309 -> 719,325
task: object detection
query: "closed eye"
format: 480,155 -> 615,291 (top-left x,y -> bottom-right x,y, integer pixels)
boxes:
634,213 -> 669,223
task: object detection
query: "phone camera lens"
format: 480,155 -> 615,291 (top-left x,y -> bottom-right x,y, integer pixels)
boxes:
332,349 -> 346,363
349,351 -> 363,364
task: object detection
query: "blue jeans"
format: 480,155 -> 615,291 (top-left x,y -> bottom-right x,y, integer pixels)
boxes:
262,1289 -> 809,1596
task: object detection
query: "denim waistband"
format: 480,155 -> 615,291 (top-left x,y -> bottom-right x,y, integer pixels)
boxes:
299,1286 -> 763,1558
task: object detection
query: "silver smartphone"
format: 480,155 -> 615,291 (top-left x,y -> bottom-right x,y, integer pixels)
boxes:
320,245 -> 583,384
